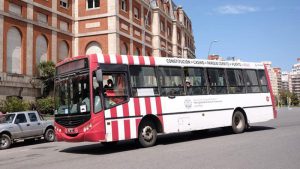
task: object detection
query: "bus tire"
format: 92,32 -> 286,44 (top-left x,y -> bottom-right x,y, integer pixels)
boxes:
138,121 -> 157,148
0,134 -> 12,150
232,110 -> 246,134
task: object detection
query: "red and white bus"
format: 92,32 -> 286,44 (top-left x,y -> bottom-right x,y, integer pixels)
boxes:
54,54 -> 277,147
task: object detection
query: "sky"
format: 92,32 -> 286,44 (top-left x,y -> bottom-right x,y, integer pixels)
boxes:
173,0 -> 300,71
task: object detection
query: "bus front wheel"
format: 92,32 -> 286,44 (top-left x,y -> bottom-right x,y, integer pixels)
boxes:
138,121 -> 157,148
232,111 -> 246,134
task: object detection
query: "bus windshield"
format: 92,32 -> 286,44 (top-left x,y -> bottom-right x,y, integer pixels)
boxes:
55,74 -> 91,116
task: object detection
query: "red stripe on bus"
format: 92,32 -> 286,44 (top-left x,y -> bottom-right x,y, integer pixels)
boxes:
116,55 -> 123,64
134,98 -> 141,116
149,56 -> 155,65
124,120 -> 131,140
145,97 -> 152,115
122,103 -> 129,117
155,97 -> 164,129
136,118 -> 141,136
138,56 -> 145,65
110,107 -> 117,118
111,121 -> 119,141
128,55 -> 134,65
104,54 -> 111,64
264,65 -> 277,118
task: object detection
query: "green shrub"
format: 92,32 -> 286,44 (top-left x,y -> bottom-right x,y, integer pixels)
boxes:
1,97 -> 30,113
36,97 -> 55,115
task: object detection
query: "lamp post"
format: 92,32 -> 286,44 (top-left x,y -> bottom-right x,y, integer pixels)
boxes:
208,40 -> 218,57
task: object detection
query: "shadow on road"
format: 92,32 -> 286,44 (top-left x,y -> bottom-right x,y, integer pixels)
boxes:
11,139 -> 49,149
60,126 -> 275,155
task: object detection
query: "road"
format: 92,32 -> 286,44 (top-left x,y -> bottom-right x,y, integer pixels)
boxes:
1,107 -> 300,169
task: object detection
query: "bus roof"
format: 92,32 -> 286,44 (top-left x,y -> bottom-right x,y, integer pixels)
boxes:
94,54 -> 265,69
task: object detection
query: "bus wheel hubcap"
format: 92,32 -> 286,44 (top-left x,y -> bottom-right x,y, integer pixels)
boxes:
142,126 -> 153,141
235,115 -> 242,129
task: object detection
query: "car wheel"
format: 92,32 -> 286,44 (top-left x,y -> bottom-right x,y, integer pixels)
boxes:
44,129 -> 55,142
138,121 -> 157,148
0,134 -> 12,150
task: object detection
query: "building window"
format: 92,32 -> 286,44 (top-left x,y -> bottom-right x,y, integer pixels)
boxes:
160,21 -> 165,32
145,13 -> 151,26
6,27 -> 22,74
177,32 -> 181,42
9,3 -> 22,16
60,0 -> 69,9
87,0 -> 100,9
134,47 -> 141,56
121,43 -> 128,55
167,26 -> 171,37
133,7 -> 139,19
59,41 -> 69,61
86,41 -> 102,55
121,0 -> 127,11
37,13 -> 48,24
60,21 -> 69,31
36,35 -> 48,65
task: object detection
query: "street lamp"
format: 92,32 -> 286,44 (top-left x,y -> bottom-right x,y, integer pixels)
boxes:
208,40 -> 218,57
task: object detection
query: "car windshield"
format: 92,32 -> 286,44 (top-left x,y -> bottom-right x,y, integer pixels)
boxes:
0,114 -> 16,124
55,74 -> 91,116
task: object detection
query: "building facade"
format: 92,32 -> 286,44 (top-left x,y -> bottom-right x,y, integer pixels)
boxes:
0,0 -> 195,100
290,60 -> 300,99
264,62 -> 280,97
281,71 -> 290,92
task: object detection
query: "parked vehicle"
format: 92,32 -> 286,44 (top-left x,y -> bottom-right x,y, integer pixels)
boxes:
0,111 -> 55,150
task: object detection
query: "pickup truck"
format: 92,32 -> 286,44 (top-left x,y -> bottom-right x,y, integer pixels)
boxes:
0,111 -> 55,149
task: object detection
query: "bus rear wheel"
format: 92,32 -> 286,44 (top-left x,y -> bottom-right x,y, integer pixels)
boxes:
232,111 -> 246,134
138,121 -> 157,148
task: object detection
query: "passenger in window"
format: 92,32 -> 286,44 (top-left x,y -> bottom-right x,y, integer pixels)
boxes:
104,79 -> 114,90
186,79 -> 193,95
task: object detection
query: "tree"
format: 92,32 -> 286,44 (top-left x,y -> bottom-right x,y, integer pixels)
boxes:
0,97 -> 30,113
36,97 -> 55,115
290,93 -> 299,106
38,61 -> 55,97
279,90 -> 292,106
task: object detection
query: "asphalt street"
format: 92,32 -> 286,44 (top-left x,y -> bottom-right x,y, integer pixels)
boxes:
1,107 -> 300,169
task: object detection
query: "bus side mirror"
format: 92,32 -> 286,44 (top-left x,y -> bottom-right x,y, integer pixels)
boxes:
96,69 -> 103,83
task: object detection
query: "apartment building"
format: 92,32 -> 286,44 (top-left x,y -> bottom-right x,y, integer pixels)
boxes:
0,0 -> 195,100
263,62 -> 280,97
290,60 -> 300,98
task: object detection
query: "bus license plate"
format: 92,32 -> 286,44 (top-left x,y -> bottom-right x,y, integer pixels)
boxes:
66,128 -> 78,134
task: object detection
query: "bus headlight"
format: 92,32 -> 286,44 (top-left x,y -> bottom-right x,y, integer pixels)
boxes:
83,123 -> 93,132
55,126 -> 62,133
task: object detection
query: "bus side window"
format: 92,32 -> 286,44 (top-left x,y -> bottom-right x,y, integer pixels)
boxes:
103,73 -> 129,109
258,70 -> 269,93
184,67 -> 207,95
129,65 -> 159,97
158,67 -> 184,96
244,70 -> 261,93
207,68 -> 227,94
93,72 -> 103,113
226,69 -> 246,94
